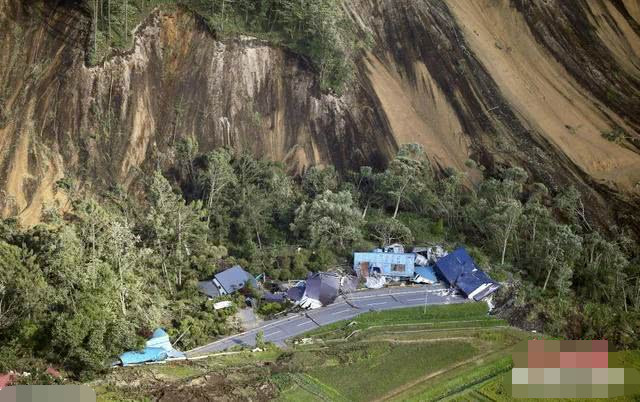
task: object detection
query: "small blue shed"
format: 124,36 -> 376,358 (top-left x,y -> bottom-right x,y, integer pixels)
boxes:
353,250 -> 416,278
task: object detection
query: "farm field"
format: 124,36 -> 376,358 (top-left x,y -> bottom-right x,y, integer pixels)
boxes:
91,303 -> 640,401
276,302 -> 520,401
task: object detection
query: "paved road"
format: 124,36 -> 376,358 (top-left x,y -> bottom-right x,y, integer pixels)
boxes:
187,285 -> 467,356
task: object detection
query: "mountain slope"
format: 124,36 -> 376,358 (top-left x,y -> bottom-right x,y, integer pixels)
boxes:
1,0 -> 639,230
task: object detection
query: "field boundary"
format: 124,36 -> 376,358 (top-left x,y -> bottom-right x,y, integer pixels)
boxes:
374,350 -> 498,402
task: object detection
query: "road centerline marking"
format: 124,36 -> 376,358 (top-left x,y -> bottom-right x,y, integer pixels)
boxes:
331,309 -> 352,315
367,301 -> 388,306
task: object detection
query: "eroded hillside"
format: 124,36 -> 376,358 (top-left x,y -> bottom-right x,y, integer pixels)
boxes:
1,0 -> 639,229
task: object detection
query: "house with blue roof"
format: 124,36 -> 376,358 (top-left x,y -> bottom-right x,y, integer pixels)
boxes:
433,247 -> 500,301
353,247 -> 416,279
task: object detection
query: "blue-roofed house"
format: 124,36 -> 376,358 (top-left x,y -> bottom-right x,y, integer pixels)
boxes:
434,247 -> 500,300
353,249 -> 416,279
198,265 -> 257,298
456,270 -> 501,301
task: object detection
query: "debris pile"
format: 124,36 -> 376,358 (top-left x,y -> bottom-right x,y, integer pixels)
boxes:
352,244 -> 499,301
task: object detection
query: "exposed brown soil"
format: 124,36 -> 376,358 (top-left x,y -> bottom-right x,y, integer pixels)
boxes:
1,0 -> 639,234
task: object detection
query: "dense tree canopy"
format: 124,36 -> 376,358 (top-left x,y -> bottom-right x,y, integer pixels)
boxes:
1,144 -> 639,378
85,0 -> 367,92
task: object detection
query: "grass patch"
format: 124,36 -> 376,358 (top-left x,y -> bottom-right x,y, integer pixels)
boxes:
304,302 -> 504,340
308,340 -> 478,401
152,363 -> 201,379
398,355 -> 513,401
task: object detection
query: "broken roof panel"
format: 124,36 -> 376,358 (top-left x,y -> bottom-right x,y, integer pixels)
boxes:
146,328 -> 172,350
119,328 -> 185,366
263,291 -> 286,302
434,247 -> 478,285
287,285 -> 305,302
456,269 -> 493,295
119,348 -> 168,366
414,266 -> 437,283
340,275 -> 359,293
469,283 -> 501,301
434,248 -> 500,300
303,272 -> 340,306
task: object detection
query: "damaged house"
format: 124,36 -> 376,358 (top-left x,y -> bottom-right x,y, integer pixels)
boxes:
434,248 -> 500,301
198,265 -> 257,298
353,244 -> 416,279
299,272 -> 341,309
287,272 -> 357,309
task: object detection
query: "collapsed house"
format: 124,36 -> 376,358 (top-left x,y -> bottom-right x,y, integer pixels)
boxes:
286,272 -> 357,309
353,244 -> 416,279
433,248 -> 500,301
198,265 -> 257,298
298,272 -> 340,309
118,329 -> 185,366
413,245 -> 448,266
353,244 -> 445,288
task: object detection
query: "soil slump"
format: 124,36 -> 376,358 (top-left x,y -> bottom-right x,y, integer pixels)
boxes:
0,0 -> 639,232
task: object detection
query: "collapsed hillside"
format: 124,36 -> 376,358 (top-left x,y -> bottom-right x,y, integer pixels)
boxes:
1,0 -> 639,231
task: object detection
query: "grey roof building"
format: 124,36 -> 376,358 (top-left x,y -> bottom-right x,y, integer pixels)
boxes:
198,265 -> 256,298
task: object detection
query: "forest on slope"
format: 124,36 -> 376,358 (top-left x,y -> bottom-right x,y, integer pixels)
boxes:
1,143 -> 639,379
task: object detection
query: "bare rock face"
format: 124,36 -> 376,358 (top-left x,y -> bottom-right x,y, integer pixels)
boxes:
1,0 -> 639,231
0,2 -> 394,224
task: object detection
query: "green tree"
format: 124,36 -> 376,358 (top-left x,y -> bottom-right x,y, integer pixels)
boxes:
541,224 -> 582,295
488,199 -> 523,265
255,330 -> 266,349
197,148 -> 236,228
291,190 -> 363,250
102,220 -> 149,316
368,218 -> 413,246
381,144 -> 431,219
350,166 -> 383,219
554,186 -> 591,230
145,171 -> 208,289
0,241 -> 47,332
302,165 -> 338,198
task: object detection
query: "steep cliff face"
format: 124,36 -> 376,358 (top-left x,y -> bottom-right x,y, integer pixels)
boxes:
0,0 -> 396,223
1,0 -> 639,229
